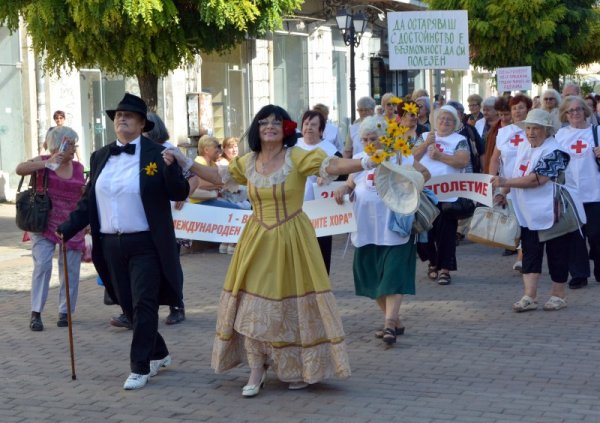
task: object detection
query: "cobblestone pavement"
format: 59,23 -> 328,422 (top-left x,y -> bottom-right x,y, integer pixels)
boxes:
1,202 -> 600,423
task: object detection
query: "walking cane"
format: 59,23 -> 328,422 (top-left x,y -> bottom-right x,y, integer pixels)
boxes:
61,241 -> 77,380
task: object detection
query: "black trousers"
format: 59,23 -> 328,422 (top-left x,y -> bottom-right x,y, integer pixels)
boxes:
101,232 -> 169,374
584,202 -> 600,281
567,227 -> 590,280
419,210 -> 458,271
317,235 -> 333,275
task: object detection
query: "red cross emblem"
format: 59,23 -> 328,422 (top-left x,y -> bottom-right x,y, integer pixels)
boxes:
510,134 -> 525,147
367,172 -> 375,186
435,143 -> 444,152
518,161 -> 529,176
571,139 -> 588,154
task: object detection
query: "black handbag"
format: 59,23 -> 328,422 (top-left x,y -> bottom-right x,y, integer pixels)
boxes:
15,170 -> 52,232
439,197 -> 476,220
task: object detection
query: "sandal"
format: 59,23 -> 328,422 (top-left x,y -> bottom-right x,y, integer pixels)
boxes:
375,325 -> 405,338
382,328 -> 397,345
427,264 -> 438,280
437,272 -> 451,285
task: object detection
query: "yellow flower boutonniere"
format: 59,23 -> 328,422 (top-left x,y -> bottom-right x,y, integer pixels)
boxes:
144,162 -> 158,176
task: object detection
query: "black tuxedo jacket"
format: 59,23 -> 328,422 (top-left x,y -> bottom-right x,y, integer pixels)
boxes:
59,136 -> 190,305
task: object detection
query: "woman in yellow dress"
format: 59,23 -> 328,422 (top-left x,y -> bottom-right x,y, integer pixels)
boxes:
165,105 -> 380,396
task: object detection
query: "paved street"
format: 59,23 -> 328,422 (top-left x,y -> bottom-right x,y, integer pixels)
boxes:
2,201 -> 600,423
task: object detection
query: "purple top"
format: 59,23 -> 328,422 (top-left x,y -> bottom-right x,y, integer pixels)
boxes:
35,156 -> 86,251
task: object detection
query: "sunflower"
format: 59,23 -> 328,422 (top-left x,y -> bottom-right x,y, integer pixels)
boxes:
403,102 -> 419,115
393,138 -> 407,151
389,96 -> 403,105
364,142 -> 377,155
379,136 -> 393,147
370,151 -> 386,164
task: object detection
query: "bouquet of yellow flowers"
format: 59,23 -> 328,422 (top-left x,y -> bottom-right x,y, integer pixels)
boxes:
364,96 -> 417,164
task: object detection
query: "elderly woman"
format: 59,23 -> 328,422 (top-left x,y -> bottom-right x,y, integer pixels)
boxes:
188,135 -> 228,207
541,89 -> 562,132
381,92 -> 398,122
556,96 -> 600,288
415,96 -> 431,130
465,94 -> 483,126
343,96 -> 376,158
334,116 -> 430,345
483,96 -> 512,174
167,104 -> 381,396
16,126 -> 85,331
489,94 -> 532,266
397,99 -> 427,144
297,110 -> 342,274
492,109 -> 583,312
412,105 -> 470,285
475,96 -> 499,144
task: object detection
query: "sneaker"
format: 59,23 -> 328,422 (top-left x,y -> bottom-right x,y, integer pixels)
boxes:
227,244 -> 236,255
512,261 -> 522,272
165,307 -> 185,325
110,314 -> 132,330
57,313 -> 68,327
543,296 -> 567,311
219,243 -> 228,254
30,312 -> 43,331
123,373 -> 149,390
149,355 -> 172,377
512,295 -> 538,312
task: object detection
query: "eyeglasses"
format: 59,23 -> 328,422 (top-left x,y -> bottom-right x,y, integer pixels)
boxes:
468,103 -> 479,108
258,119 -> 282,127
566,107 -> 584,115
543,98 -> 556,101
357,108 -> 372,113
438,117 -> 455,123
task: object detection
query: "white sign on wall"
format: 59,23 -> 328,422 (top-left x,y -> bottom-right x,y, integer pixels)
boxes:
387,10 -> 469,70
496,67 -> 532,92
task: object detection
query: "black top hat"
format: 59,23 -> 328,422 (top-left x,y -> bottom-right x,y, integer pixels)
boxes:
106,93 -> 155,132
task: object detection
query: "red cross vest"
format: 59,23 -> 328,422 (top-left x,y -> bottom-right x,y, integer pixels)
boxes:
555,126 -> 600,204
511,137 -> 562,230
496,124 -> 528,179
420,131 -> 466,202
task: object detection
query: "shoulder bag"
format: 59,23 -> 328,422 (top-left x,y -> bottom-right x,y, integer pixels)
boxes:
591,125 -> 600,171
537,184 -> 581,242
467,205 -> 520,250
412,190 -> 440,234
15,170 -> 52,232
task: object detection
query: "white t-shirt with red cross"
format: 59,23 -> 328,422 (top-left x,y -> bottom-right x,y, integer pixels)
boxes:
496,123 -> 528,178
555,125 -> 600,204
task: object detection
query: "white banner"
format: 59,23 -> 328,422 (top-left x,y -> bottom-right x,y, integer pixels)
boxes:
497,66 -> 532,92
312,181 -> 346,200
424,173 -> 494,206
172,198 -> 356,242
387,10 -> 469,70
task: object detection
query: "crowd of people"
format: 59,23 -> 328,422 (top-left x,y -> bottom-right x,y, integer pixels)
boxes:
16,84 -> 600,395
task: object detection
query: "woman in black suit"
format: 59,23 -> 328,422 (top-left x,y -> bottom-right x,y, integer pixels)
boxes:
58,93 -> 189,390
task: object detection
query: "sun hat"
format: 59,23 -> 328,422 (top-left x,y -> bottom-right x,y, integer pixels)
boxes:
375,161 -> 425,215
438,105 -> 461,131
515,108 -> 554,130
106,93 -> 155,132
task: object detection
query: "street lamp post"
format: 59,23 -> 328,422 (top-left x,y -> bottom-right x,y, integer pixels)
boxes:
336,10 -> 367,123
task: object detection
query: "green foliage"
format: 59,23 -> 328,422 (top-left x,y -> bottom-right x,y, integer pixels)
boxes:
425,0 -> 600,86
0,0 -> 302,79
